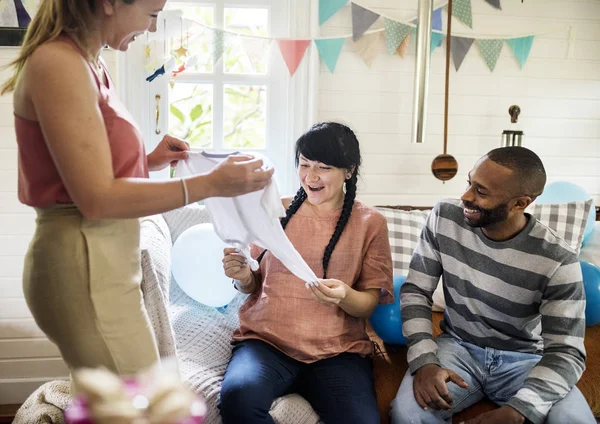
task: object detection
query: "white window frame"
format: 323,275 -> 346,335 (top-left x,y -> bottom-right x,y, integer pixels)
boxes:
119,0 -> 319,195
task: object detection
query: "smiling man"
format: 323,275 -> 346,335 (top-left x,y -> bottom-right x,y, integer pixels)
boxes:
390,147 -> 594,424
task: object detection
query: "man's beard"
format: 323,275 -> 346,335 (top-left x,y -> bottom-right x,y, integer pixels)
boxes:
463,201 -> 509,228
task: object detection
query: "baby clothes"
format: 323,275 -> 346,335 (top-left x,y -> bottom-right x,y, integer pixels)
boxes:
175,151 -> 317,283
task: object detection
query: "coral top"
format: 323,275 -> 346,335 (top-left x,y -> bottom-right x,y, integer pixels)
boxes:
233,201 -> 394,363
15,35 -> 148,207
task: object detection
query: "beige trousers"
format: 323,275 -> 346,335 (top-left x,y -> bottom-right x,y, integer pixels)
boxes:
23,205 -> 160,377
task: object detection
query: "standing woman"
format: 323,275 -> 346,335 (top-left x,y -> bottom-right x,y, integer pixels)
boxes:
2,0 -> 273,378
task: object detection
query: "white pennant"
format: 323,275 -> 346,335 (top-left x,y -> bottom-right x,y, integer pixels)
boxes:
241,37 -> 272,72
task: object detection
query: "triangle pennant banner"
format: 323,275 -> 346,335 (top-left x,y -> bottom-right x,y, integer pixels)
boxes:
212,29 -> 225,66
506,36 -> 534,68
14,0 -> 31,27
353,31 -> 380,68
351,3 -> 380,41
484,0 -> 502,10
477,39 -> 503,71
451,36 -> 475,70
276,39 -> 311,76
396,34 -> 410,58
241,37 -> 272,72
319,0 -> 349,26
452,0 -> 473,28
314,38 -> 345,73
384,19 -> 411,55
430,32 -> 444,53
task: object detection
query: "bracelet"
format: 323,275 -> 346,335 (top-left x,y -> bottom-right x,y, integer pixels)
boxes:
180,177 -> 189,206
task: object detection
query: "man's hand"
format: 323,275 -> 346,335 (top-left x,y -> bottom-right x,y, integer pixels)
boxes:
414,363 -> 468,411
462,405 -> 525,424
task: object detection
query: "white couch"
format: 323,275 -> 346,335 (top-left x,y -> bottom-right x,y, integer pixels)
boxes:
140,201 -> 599,424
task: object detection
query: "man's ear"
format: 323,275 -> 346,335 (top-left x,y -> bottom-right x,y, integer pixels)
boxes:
513,196 -> 533,212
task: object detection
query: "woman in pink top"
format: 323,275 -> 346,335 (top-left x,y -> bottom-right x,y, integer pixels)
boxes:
221,122 -> 394,423
1,0 -> 273,381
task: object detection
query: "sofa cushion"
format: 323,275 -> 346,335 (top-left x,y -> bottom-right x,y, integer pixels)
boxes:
140,214 -> 177,359
526,199 -> 593,254
163,203 -> 212,244
376,208 -> 430,276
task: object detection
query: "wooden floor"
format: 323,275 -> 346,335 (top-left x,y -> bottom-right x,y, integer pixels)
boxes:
0,404 -> 19,423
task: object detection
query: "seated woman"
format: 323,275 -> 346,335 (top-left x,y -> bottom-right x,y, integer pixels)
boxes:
220,122 -> 393,424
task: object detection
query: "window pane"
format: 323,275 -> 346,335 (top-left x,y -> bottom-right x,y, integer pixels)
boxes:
169,83 -> 213,149
224,8 -> 269,75
223,84 -> 266,149
165,4 -> 214,73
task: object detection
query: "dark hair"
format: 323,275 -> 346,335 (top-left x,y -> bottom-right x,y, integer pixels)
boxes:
486,146 -> 547,199
258,122 -> 362,278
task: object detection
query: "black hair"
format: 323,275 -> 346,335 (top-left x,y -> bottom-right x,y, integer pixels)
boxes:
486,146 -> 547,200
257,122 -> 362,278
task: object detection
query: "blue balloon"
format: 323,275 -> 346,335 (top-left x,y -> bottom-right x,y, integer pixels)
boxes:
580,260 -> 600,327
536,181 -> 596,246
369,275 -> 407,345
171,223 -> 238,308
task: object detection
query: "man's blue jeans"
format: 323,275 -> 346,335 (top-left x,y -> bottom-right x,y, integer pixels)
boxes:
390,334 -> 595,424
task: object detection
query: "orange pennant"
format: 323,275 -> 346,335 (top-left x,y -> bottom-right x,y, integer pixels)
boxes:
395,34 -> 410,58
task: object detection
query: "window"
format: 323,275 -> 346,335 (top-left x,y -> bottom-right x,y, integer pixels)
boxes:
131,0 -> 299,193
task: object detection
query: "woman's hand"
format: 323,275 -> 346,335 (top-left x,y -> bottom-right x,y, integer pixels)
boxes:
308,280 -> 380,318
205,155 -> 274,197
147,135 -> 190,171
307,279 -> 349,305
222,247 -> 252,281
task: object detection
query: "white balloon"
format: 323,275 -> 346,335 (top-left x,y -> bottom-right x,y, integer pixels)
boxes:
171,223 -> 238,307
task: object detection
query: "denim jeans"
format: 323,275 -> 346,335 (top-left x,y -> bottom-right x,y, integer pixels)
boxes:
219,339 -> 380,424
390,334 -> 595,424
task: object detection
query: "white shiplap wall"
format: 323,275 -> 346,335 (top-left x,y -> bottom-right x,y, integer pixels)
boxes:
317,0 -> 600,206
0,48 -> 119,404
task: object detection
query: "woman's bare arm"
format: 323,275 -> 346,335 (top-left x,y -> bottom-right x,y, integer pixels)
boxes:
23,42 -> 272,220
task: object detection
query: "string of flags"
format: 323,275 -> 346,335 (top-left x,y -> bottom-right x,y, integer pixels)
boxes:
145,0 -> 564,82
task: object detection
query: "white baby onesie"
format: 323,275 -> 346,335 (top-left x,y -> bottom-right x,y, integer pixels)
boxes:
175,151 -> 318,283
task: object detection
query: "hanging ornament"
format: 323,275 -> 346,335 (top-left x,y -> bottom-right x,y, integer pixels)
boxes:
172,55 -> 199,77
146,57 -> 176,82
173,17 -> 188,60
144,44 -> 151,59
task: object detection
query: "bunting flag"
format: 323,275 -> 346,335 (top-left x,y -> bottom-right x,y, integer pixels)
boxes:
430,32 -> 444,53
451,36 -> 474,70
395,34 -> 409,58
14,0 -> 31,27
351,3 -> 380,41
319,0 -> 349,25
242,37 -> 272,72
212,29 -> 225,65
506,35 -> 534,68
452,0 -> 473,28
384,19 -> 411,55
353,31 -> 380,68
477,39 -> 503,71
276,39 -> 311,76
314,38 -> 345,73
484,0 -> 502,10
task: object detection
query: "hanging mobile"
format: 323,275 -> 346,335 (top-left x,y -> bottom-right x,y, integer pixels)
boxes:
431,0 -> 458,182
174,16 -> 188,60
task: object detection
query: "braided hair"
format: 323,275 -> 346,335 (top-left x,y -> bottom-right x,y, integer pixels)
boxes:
258,122 -> 361,279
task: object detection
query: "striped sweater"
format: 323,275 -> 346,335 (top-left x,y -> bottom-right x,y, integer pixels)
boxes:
401,199 -> 586,424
